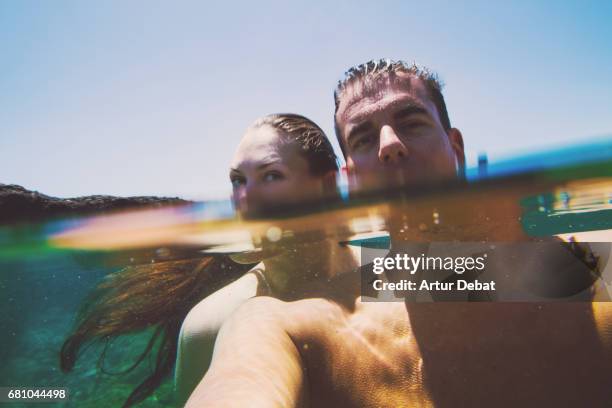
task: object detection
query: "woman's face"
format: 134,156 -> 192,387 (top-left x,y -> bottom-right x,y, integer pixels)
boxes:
229,125 -> 331,217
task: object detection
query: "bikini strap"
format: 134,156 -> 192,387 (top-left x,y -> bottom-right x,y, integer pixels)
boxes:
252,267 -> 272,296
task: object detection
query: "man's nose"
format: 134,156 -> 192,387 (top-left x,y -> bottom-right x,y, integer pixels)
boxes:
378,125 -> 408,164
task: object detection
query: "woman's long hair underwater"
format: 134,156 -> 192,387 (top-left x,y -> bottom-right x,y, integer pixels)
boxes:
60,255 -> 254,407
59,113 -> 340,407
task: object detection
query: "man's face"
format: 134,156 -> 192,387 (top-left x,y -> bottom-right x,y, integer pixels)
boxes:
335,74 -> 464,193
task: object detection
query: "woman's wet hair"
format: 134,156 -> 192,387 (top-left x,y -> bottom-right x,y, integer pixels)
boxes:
60,256 -> 254,407
250,113 -> 339,177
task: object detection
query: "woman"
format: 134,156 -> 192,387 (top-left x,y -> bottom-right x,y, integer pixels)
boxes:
174,113 -> 358,405
61,113 -> 358,407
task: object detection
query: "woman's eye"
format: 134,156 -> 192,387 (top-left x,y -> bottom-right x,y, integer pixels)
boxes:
262,171 -> 284,182
230,177 -> 245,188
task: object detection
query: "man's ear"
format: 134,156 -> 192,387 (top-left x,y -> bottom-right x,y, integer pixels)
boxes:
447,128 -> 465,171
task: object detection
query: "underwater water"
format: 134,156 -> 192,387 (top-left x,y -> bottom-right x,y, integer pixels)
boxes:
1,137 -> 611,406
0,252 -> 176,407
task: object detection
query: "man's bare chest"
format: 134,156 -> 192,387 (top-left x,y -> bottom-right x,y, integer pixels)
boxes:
296,303 -> 431,407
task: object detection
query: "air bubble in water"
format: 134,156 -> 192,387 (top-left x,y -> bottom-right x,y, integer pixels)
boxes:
156,248 -> 170,258
266,226 -> 282,242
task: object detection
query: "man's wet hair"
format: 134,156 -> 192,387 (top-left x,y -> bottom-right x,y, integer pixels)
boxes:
251,113 -> 339,177
333,59 -> 451,156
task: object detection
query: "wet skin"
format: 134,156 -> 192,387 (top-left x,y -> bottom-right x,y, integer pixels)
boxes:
187,253 -> 612,408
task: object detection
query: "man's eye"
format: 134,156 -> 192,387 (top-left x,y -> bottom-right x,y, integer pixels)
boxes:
262,171 -> 284,182
352,134 -> 374,150
397,121 -> 424,133
230,177 -> 245,188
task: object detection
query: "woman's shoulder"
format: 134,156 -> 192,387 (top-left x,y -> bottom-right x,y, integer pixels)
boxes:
180,266 -> 264,338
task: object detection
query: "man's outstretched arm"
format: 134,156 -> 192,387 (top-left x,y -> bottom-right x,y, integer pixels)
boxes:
186,297 -> 307,408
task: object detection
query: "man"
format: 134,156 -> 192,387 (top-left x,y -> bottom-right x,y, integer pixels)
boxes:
186,60 -> 612,407
335,59 -> 464,194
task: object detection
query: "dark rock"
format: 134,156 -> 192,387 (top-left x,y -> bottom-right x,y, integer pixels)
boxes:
0,184 -> 190,225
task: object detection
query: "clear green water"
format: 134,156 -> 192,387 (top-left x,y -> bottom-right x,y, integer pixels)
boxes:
0,253 -> 176,407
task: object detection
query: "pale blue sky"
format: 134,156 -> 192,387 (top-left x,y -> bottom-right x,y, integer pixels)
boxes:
1,0 -> 611,199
